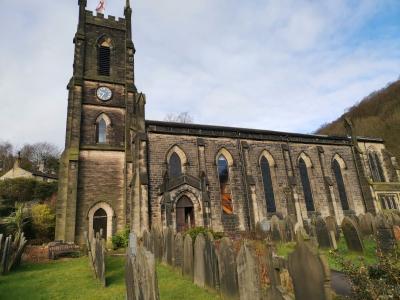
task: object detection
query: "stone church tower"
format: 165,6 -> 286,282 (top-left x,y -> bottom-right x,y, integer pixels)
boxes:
55,0 -> 148,244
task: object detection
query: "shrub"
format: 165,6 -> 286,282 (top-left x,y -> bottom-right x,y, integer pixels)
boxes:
184,227 -> 224,241
111,227 -> 130,250
30,203 -> 55,242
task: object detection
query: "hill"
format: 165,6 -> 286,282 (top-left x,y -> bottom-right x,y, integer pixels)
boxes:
316,79 -> 400,160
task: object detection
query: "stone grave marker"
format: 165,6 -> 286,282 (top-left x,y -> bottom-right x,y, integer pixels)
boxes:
151,226 -> 163,261
174,232 -> 183,269
358,213 -> 374,236
341,217 -> 364,253
125,251 -> 136,300
218,237 -> 239,299
142,229 -> 150,251
204,232 -> 219,290
265,246 -> 292,300
135,246 -> 160,300
376,215 -> 396,254
255,219 -> 270,239
271,215 -> 282,242
182,234 -> 194,279
324,216 -> 340,240
393,225 -> 400,241
237,242 -> 261,300
329,231 -> 337,250
194,233 -> 206,288
284,216 -> 295,242
166,227 -> 174,266
128,232 -> 137,257
315,216 -> 332,248
288,238 -> 332,300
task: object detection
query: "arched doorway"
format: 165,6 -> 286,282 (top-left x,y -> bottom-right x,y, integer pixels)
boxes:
176,196 -> 194,232
93,208 -> 108,239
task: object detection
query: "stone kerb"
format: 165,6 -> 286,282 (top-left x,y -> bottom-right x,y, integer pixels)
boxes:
288,239 -> 332,300
218,237 -> 239,299
193,233 -> 206,288
237,241 -> 261,300
182,234 -> 194,279
174,232 -> 183,269
341,217 -> 364,253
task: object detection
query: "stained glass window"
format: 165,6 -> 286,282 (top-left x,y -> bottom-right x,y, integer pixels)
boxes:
217,155 -> 233,214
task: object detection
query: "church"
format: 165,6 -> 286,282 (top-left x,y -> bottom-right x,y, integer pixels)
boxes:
55,0 -> 400,245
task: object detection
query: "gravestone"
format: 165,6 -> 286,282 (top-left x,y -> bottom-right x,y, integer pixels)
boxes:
218,237 -> 239,299
182,234 -> 194,279
393,225 -> 400,241
271,215 -> 282,242
174,233 -> 183,269
166,227 -> 174,266
128,232 -> 137,257
358,214 -> 374,236
193,233 -> 206,288
255,219 -> 270,240
329,231 -> 337,250
315,216 -> 331,248
288,239 -> 332,300
265,246 -> 292,300
341,217 -> 364,253
204,232 -> 219,290
95,234 -> 106,286
284,216 -> 295,242
162,228 -> 168,264
151,226 -> 163,261
142,229 -> 150,251
376,215 -> 396,254
125,252 -> 136,300
237,242 -> 261,300
324,216 -> 340,240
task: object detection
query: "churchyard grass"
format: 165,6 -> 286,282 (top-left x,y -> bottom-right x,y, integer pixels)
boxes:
0,256 -> 220,299
276,235 -> 378,271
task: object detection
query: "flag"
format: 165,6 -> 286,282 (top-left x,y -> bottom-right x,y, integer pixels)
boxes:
96,0 -> 105,14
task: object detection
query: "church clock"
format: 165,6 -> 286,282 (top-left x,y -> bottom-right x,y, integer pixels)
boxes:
96,86 -> 113,101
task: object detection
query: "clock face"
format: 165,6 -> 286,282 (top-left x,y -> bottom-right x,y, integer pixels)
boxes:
96,87 -> 112,101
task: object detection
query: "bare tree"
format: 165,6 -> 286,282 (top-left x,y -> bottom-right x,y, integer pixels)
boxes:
164,112 -> 194,124
0,141 -> 14,174
19,142 -> 61,174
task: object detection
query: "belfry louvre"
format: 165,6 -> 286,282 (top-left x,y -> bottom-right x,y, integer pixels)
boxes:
55,0 -> 400,244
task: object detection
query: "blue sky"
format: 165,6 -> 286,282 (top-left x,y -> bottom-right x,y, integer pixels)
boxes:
0,0 -> 399,149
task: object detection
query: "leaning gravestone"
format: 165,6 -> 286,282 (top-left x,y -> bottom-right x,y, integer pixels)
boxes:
376,215 -> 396,254
271,215 -> 282,242
325,216 -> 340,241
193,233 -> 206,288
288,238 -> 332,300
174,233 -> 183,269
218,237 -> 239,299
315,216 -> 332,248
237,242 -> 261,300
204,232 -> 219,291
182,234 -> 194,279
341,217 -> 364,253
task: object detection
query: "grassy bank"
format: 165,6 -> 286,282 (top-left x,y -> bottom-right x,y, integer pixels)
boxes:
0,256 -> 219,300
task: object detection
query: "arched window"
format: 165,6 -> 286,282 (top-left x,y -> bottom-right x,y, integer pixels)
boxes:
332,159 -> 349,210
93,208 -> 107,239
96,117 -> 107,143
217,155 -> 233,214
98,37 -> 111,76
260,156 -> 276,213
169,152 -> 182,178
299,158 -> 315,211
368,152 -> 385,182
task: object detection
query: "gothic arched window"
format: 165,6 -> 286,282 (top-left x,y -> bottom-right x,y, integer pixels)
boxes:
368,152 -> 385,182
169,152 -> 182,178
299,158 -> 315,211
260,156 -> 276,213
332,159 -> 349,210
96,117 -> 107,143
98,37 -> 111,76
217,154 -> 233,214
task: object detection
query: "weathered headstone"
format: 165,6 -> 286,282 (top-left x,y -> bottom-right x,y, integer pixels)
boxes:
128,232 -> 137,257
166,227 -> 174,266
393,225 -> 400,241
315,216 -> 332,248
265,246 -> 292,300
218,237 -> 239,299
329,231 -> 337,250
204,232 -> 219,291
237,242 -> 261,300
174,233 -> 183,269
182,234 -> 194,279
151,226 -> 163,261
288,239 -> 332,300
142,229 -> 150,251
341,217 -> 364,253
284,216 -> 295,242
325,216 -> 340,241
255,219 -> 270,240
271,215 -> 282,242
193,233 -> 206,288
376,215 -> 396,254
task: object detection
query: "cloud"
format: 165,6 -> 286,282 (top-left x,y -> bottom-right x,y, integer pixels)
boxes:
0,0 -> 399,148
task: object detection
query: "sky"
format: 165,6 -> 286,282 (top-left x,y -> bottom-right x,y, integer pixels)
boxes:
0,0 -> 399,149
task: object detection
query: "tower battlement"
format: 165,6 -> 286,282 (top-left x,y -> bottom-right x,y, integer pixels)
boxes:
85,10 -> 126,30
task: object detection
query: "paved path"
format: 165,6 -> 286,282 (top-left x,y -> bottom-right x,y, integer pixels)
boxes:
331,270 -> 352,297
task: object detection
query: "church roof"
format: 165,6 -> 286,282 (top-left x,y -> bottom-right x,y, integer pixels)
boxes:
145,120 -> 383,145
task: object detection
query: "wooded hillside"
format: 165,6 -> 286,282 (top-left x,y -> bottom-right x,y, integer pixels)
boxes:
316,80 -> 400,160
